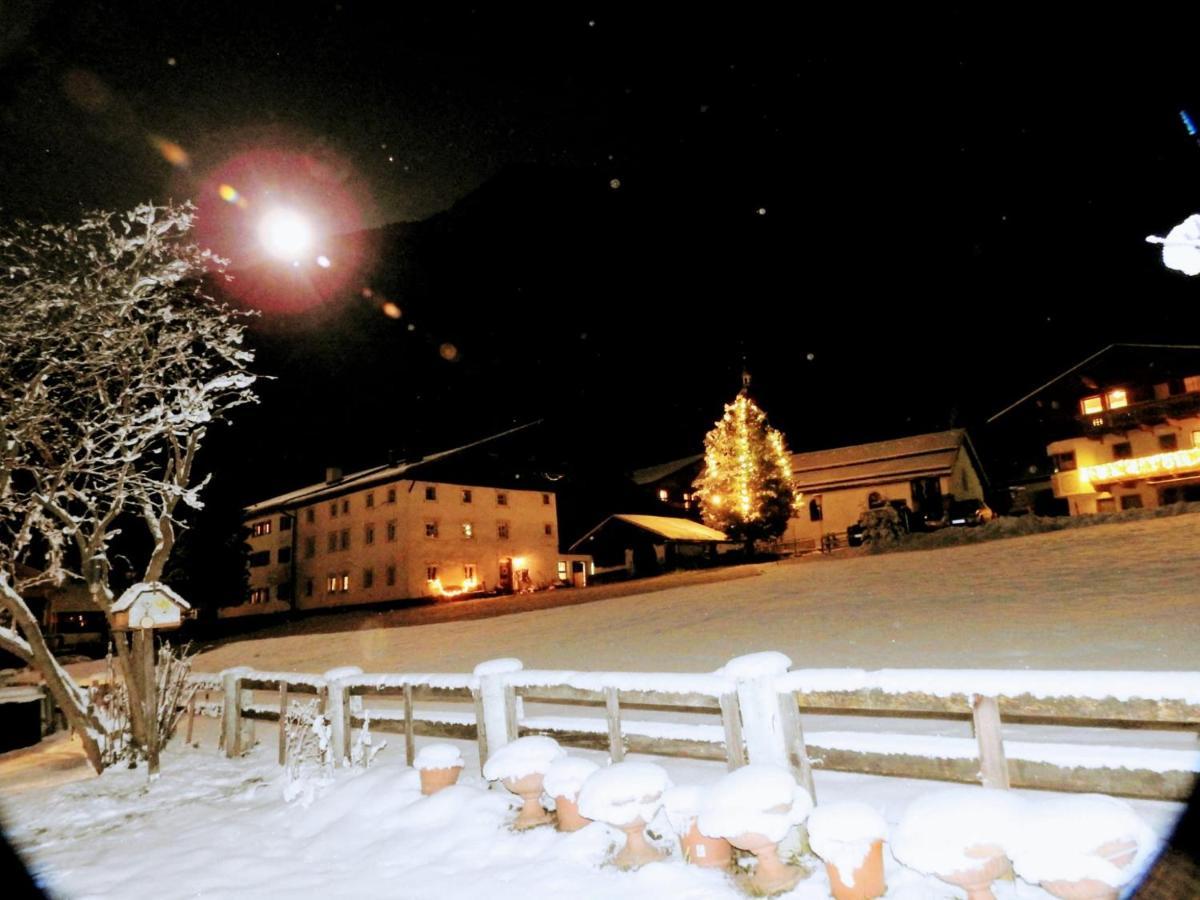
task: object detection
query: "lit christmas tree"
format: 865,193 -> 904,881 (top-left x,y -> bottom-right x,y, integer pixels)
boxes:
693,376 -> 797,552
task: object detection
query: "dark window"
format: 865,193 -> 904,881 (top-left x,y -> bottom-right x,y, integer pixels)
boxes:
1097,498 -> 1117,513
278,547 -> 292,564
304,536 -> 316,559
305,508 -> 315,524
425,485 -> 437,501
1112,442 -> 1133,460
249,550 -> 271,567
340,529 -> 350,550
305,578 -> 314,597
1120,494 -> 1143,510
809,496 -> 823,522
363,568 -> 374,588
1159,433 -> 1179,452
1052,451 -> 1077,472
544,523 -> 553,536
542,493 -> 551,505
341,499 -> 350,514
867,491 -> 885,509
327,532 -> 337,552
425,521 -> 439,538
387,487 -> 396,503
462,489 -> 472,503
386,565 -> 396,586
276,581 -> 293,601
497,492 -> 508,506
386,520 -> 397,542
280,516 -> 292,532
426,565 -> 438,581
1161,487 -> 1182,505
365,524 -> 375,545
366,492 -> 375,508
330,502 -> 338,518
497,522 -> 510,540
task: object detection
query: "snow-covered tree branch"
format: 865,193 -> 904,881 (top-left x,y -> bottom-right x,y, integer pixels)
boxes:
0,202 -> 257,772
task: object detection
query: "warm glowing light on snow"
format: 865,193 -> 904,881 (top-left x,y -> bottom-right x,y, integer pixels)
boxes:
258,208 -> 313,260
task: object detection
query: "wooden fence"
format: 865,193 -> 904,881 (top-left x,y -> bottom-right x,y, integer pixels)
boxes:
191,657 -> 1200,801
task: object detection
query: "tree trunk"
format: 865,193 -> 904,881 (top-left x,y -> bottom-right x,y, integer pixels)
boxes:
0,579 -> 106,773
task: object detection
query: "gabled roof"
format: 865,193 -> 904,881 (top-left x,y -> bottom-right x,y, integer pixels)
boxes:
244,421 -> 540,516
569,514 -> 727,550
790,430 -> 978,492
111,581 -> 191,612
630,454 -> 704,486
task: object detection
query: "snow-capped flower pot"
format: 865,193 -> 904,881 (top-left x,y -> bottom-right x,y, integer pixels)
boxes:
808,802 -> 888,900
543,756 -> 600,832
414,743 -> 465,796
892,787 -> 1028,900
1008,795 -> 1157,900
696,764 -> 813,894
663,785 -> 733,869
482,735 -> 565,829
577,762 -> 672,869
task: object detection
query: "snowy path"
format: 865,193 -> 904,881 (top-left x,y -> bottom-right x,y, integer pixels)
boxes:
195,513 -> 1200,676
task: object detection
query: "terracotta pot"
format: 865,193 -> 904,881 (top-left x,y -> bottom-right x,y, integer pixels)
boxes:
825,838 -> 886,900
503,772 -> 553,829
679,820 -> 733,869
1040,839 -> 1139,900
554,794 -> 591,832
614,816 -> 667,869
418,765 -> 463,796
935,844 -> 1011,900
729,830 -> 806,895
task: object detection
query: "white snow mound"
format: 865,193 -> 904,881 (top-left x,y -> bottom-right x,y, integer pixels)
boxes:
473,657 -> 523,677
696,765 -> 811,843
716,651 -> 792,679
1008,794 -> 1159,888
808,802 -> 889,889
542,756 -> 600,801
576,761 -> 672,827
891,787 -> 1029,876
413,743 -> 465,771
482,736 -> 564,782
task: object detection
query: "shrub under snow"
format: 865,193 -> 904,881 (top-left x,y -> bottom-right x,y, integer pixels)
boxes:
891,787 -> 1028,876
542,756 -> 599,801
413,743 -> 465,772
808,802 -> 889,888
696,764 -> 812,843
482,736 -> 565,782
576,762 -> 672,827
1007,794 -> 1158,888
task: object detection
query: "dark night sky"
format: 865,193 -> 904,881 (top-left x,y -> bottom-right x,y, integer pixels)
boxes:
4,3 -> 1200,500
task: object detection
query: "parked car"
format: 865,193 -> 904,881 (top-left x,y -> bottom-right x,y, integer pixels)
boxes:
944,499 -> 995,527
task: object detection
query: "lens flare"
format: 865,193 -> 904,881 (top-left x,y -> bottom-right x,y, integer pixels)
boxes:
149,134 -> 190,168
257,208 -> 313,260
218,184 -> 240,203
381,301 -> 402,319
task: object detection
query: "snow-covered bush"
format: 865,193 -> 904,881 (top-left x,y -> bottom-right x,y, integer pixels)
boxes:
858,506 -> 904,548
282,699 -> 335,805
482,735 -> 565,782
891,787 -> 1028,876
696,764 -> 811,843
349,710 -> 386,769
808,802 -> 888,888
1007,794 -> 1158,889
576,762 -> 672,827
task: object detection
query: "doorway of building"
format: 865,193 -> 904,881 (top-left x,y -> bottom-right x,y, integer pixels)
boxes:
910,476 -> 943,525
498,557 -> 513,593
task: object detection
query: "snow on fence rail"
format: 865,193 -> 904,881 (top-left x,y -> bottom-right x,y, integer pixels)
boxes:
188,656 -> 1200,801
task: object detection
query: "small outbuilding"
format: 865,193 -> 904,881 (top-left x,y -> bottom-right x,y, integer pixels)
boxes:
569,514 -> 729,578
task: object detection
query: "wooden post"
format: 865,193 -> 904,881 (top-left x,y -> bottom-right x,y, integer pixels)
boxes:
778,692 -> 816,803
471,686 -> 489,774
473,659 -> 524,765
135,629 -> 160,777
277,682 -> 289,766
604,686 -> 624,762
726,654 -> 793,770
719,691 -> 747,770
503,684 -> 520,744
403,684 -> 415,766
326,680 -> 351,766
222,670 -> 243,758
972,694 -> 1010,789
185,694 -> 197,746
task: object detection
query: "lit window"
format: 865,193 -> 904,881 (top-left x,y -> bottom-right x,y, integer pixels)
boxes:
425,521 -> 439,538
386,565 -> 396,586
1091,417 -> 1104,427
363,568 -> 374,588
340,573 -> 350,592
658,489 -> 669,502
557,561 -> 568,581
387,487 -> 397,504
386,520 -> 397,542
249,587 -> 269,604
425,485 -> 437,501
497,492 -> 508,506
251,520 -> 272,537
366,492 -> 375,508
497,522 -> 510,540
464,564 -> 477,582
1080,395 -> 1104,415
462,489 -> 472,503
1193,430 -> 1200,449
340,529 -> 350,550
326,574 -> 338,592
1185,375 -> 1200,393
462,522 -> 474,539
1106,389 -> 1128,410
365,523 -> 375,545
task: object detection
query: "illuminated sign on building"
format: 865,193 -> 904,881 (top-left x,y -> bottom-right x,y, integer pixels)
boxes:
1078,448 -> 1200,484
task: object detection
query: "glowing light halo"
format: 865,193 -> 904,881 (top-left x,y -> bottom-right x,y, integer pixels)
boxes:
257,207 -> 314,260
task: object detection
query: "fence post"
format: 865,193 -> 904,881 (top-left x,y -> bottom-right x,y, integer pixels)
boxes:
322,672 -> 352,766
221,667 -> 253,758
972,694 -> 1010,789
473,658 -> 523,767
604,686 -> 625,762
719,690 -> 746,770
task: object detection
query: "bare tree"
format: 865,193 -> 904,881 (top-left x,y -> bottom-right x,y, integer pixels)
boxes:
0,203 -> 256,772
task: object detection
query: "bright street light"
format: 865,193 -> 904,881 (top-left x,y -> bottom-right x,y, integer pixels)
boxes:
258,207 -> 313,261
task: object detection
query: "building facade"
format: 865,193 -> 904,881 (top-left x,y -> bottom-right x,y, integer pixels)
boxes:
1047,377 -> 1200,515
781,430 -> 988,550
233,465 -> 565,618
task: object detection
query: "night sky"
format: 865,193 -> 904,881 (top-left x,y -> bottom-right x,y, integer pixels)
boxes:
4,4 -> 1200,503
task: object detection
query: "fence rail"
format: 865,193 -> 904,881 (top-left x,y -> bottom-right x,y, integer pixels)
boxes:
188,656 -> 1200,801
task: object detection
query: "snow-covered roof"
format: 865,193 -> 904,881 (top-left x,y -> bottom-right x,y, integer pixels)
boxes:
244,422 -> 540,516
569,514 -> 727,551
630,454 -> 703,486
111,581 -> 191,612
790,430 -> 971,492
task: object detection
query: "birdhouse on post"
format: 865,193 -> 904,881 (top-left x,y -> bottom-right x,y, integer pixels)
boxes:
111,582 -> 190,632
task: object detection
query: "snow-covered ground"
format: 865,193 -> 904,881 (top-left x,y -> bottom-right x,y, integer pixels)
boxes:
0,514 -> 1197,898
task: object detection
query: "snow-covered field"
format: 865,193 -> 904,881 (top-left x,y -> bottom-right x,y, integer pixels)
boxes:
1,514 -> 1197,898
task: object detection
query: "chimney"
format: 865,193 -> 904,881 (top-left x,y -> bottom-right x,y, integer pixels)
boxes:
386,448 -> 396,467
325,466 -> 343,484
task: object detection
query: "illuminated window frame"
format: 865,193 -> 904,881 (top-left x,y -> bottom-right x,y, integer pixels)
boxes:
1106,389 -> 1128,410
1080,395 -> 1104,415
